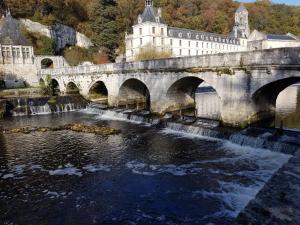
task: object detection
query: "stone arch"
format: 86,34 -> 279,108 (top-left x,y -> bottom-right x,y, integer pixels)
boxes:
118,78 -> 150,110
165,76 -> 221,117
66,82 -> 80,95
41,58 -> 54,69
252,77 -> 300,126
39,78 -> 45,86
88,81 -> 109,103
252,77 -> 300,109
50,79 -> 60,96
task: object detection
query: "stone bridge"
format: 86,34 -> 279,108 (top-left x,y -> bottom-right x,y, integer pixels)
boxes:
38,48 -> 300,127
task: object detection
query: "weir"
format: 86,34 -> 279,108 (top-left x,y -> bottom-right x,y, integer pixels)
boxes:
83,104 -> 300,154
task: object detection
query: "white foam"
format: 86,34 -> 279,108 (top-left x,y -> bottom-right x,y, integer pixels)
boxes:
83,164 -> 111,172
49,164 -> 82,177
126,160 -> 203,177
160,128 -> 220,142
2,173 -> 14,179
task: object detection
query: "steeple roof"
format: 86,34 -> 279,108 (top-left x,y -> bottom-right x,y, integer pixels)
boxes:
137,1 -> 165,24
236,3 -> 247,13
0,12 -> 30,46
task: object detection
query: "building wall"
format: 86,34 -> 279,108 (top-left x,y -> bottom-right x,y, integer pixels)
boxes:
0,45 -> 38,87
125,22 -> 248,61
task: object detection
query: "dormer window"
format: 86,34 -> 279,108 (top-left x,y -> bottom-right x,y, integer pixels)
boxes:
187,33 -> 191,38
179,33 -> 182,38
196,35 -> 199,39
138,15 -> 142,24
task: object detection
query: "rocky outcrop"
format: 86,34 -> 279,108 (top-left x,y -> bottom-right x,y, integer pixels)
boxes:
20,19 -> 93,52
2,123 -> 120,135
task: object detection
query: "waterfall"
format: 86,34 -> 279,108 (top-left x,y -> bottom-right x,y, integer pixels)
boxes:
85,104 -> 300,154
10,96 -> 87,116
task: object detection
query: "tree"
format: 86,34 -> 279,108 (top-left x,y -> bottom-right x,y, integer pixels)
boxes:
89,0 -> 120,61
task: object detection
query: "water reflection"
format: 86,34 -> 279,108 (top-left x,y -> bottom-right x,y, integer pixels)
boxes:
276,84 -> 300,130
0,112 -> 290,225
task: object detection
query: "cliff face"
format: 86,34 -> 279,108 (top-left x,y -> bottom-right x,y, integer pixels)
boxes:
20,19 -> 93,52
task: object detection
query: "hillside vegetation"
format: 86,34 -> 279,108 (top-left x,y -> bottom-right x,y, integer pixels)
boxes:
2,0 -> 300,62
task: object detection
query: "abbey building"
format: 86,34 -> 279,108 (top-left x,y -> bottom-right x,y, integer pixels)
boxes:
125,0 -> 300,62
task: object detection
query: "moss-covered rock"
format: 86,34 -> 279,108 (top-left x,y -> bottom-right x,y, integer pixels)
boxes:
2,123 -> 120,136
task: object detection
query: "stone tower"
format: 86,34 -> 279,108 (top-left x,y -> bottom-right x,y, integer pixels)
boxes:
233,4 -> 250,38
145,0 -> 153,7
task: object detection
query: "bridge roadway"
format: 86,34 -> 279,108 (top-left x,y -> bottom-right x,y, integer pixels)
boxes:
38,48 -> 300,127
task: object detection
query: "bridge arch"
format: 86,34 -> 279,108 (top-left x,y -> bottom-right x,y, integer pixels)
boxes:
88,81 -> 108,103
41,58 -> 54,69
50,78 -> 60,96
66,82 -> 80,95
118,78 -> 150,110
252,77 -> 300,108
39,78 -> 45,86
165,76 -> 221,118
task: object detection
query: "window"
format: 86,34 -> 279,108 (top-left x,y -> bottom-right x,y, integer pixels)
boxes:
139,28 -> 142,35
179,40 -> 182,46
179,49 -> 182,55
196,50 -> 198,55
152,27 -> 155,34
196,42 -> 198,48
153,37 -> 156,45
161,38 -> 164,45
206,43 -> 208,48
188,50 -> 191,56
188,41 -> 191,47
140,38 -> 143,45
161,28 -> 164,35
170,39 -> 173,46
202,42 -> 204,48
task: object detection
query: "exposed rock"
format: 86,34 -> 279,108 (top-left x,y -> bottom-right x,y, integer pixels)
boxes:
2,123 -> 120,135
19,19 -> 93,52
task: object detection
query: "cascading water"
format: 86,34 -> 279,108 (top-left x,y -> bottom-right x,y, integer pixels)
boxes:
84,104 -> 300,154
10,96 -> 87,116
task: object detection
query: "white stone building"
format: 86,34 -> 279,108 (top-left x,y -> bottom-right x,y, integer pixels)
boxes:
125,1 -> 249,62
248,30 -> 300,51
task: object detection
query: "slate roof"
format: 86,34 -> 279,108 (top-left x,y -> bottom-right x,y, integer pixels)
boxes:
168,27 -> 240,45
138,6 -> 165,24
0,14 -> 30,46
266,34 -> 297,41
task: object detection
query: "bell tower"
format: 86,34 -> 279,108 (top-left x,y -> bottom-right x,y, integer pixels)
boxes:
233,4 -> 250,38
145,0 -> 153,7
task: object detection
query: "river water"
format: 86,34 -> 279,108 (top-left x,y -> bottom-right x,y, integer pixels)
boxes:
0,110 -> 292,225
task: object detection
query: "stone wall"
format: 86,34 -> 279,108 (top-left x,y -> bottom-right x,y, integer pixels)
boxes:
40,47 -> 300,76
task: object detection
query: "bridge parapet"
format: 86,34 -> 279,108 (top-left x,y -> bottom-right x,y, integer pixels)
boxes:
39,47 -> 300,76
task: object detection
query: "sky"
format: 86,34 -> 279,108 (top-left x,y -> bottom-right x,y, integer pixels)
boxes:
239,0 -> 300,6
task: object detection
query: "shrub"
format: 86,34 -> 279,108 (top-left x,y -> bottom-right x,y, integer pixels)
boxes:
135,44 -> 172,61
21,27 -> 55,55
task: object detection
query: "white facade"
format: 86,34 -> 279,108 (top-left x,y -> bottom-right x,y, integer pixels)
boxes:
125,1 -> 248,62
248,30 -> 300,51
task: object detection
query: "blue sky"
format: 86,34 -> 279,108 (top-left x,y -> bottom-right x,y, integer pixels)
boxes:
239,0 -> 300,6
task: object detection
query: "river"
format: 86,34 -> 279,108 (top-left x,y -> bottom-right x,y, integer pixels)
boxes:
0,109 -> 292,225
